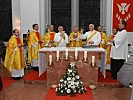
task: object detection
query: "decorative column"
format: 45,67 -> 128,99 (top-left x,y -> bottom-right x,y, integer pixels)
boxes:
71,0 -> 79,29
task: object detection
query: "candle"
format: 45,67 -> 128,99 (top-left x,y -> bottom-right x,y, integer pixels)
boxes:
92,56 -> 95,66
75,49 -> 78,59
49,55 -> 52,65
65,49 -> 68,59
56,51 -> 59,61
84,51 -> 87,61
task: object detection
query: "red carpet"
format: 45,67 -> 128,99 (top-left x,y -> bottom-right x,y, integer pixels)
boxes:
1,77 -> 14,90
45,88 -> 93,100
23,70 -> 47,81
98,70 -> 119,83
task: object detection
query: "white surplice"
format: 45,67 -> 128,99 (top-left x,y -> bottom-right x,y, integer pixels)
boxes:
110,29 -> 128,60
80,30 -> 101,45
11,68 -> 24,77
54,32 -> 68,47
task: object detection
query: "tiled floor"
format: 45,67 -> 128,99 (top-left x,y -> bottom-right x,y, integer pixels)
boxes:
0,62 -> 131,100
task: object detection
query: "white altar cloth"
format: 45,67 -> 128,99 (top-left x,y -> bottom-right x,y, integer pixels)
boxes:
38,47 -> 106,78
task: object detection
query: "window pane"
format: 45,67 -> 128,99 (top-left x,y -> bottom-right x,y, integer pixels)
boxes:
79,0 -> 100,31
0,0 -> 12,41
51,0 -> 71,35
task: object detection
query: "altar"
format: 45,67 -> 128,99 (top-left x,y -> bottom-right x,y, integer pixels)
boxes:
39,47 -> 106,86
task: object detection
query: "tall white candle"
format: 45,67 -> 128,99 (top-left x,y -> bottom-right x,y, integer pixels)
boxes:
49,55 -> 52,65
84,51 -> 87,61
65,49 -> 68,59
56,51 -> 59,60
75,49 -> 78,59
92,56 -> 95,66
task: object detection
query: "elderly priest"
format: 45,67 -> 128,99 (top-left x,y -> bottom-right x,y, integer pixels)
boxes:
80,24 -> 101,46
43,25 -> 56,47
54,26 -> 68,47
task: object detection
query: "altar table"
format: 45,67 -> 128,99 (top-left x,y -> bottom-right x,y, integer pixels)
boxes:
39,47 -> 106,86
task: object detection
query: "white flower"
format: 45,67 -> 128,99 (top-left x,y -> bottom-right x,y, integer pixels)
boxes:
70,62 -> 75,67
67,89 -> 71,93
71,85 -> 75,89
72,77 -> 75,81
72,73 -> 75,76
65,87 -> 67,90
68,81 -> 71,84
74,90 -> 77,93
67,77 -> 71,81
76,75 -> 80,79
68,69 -> 72,73
71,81 -> 74,85
64,81 -> 67,84
68,85 -> 71,88
61,90 -> 63,93
76,82 -> 79,85
67,72 -> 70,75
60,79 -> 64,82
78,90 -> 81,93
59,88 -> 61,90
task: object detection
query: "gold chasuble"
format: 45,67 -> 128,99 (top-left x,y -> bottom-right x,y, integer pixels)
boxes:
43,31 -> 56,47
106,35 -> 115,64
4,35 -> 25,72
28,30 -> 43,64
68,32 -> 82,47
100,32 -> 107,49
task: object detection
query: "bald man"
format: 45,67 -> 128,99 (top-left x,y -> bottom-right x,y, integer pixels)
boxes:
98,25 -> 107,49
80,24 -> 101,45
68,26 -> 82,47
54,26 -> 68,47
43,25 -> 56,47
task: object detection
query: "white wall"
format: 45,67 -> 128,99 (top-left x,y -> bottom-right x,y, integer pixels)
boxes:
12,0 -> 45,40
128,32 -> 133,44
106,0 -> 113,37
20,0 -> 40,34
39,0 -> 45,37
12,0 -> 21,31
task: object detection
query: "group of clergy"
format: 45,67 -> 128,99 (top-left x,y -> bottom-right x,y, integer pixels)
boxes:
3,21 -> 128,81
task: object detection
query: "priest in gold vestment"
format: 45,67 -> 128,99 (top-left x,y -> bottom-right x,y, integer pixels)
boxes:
43,25 -> 56,47
106,28 -> 118,64
28,24 -> 43,71
4,29 -> 25,79
68,26 -> 82,47
98,25 -> 106,49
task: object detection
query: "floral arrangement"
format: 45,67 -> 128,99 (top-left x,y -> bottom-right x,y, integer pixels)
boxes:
55,62 -> 87,96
